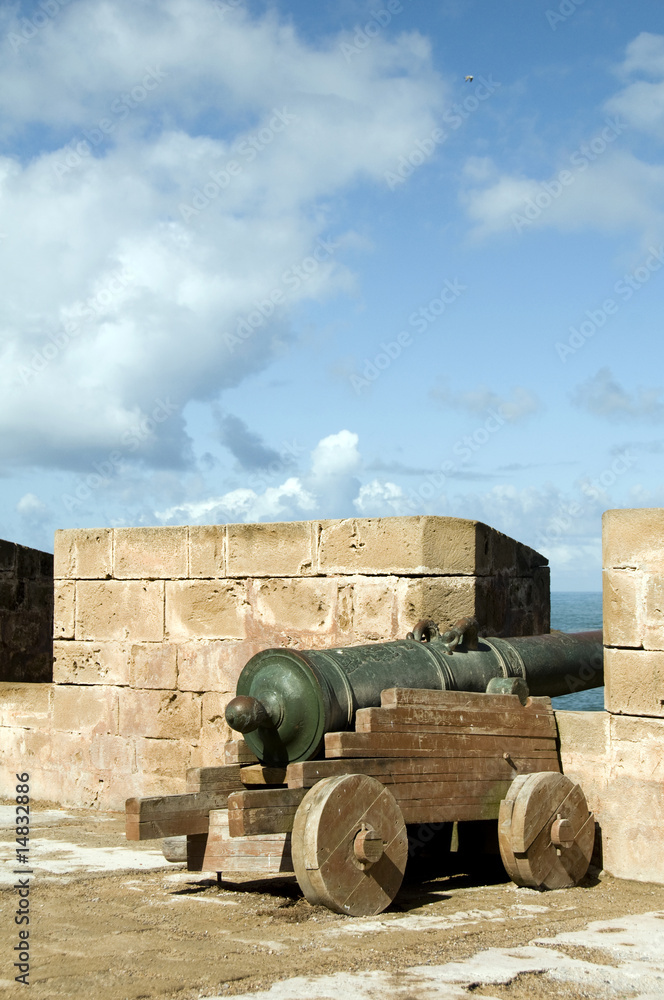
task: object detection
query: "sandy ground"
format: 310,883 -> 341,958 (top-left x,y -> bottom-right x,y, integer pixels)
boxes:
1,802 -> 664,1000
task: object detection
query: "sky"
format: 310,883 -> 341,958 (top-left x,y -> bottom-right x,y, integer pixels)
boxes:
1,0 -> 663,591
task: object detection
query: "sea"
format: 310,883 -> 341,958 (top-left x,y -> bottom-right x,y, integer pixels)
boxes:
549,591 -> 603,712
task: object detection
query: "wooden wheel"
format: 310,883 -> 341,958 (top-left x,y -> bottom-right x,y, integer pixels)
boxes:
291,774 -> 408,916
498,772 -> 595,890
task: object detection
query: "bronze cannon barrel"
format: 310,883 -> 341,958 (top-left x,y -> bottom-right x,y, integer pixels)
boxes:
225,625 -> 603,766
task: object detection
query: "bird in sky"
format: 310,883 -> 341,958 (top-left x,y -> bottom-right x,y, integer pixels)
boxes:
465,75 -> 474,82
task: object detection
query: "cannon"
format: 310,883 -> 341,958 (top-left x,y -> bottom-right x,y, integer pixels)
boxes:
225,619 -> 604,766
126,619 -> 603,915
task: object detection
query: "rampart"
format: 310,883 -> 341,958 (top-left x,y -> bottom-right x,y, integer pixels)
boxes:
0,516 -> 548,810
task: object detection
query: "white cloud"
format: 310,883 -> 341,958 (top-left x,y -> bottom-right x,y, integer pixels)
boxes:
571,367 -> 664,422
462,33 -> 664,247
353,479 -> 405,516
430,383 -> 540,423
0,0 -> 447,473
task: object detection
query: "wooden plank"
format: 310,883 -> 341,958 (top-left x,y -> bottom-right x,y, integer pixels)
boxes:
224,740 -> 259,765
287,753 -> 560,788
380,688 -> 553,713
187,810 -> 294,874
125,790 -> 232,840
324,731 -> 558,758
355,706 -> 556,739
185,764 -> 245,793
239,764 -> 288,786
400,800 -> 503,824
389,777 -> 515,801
227,787 -> 307,838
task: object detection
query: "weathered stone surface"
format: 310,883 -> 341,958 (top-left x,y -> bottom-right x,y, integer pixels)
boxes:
76,580 -> 164,641
227,521 -> 313,577
54,528 -> 112,580
189,525 -> 225,578
119,689 -> 202,740
53,580 -> 75,639
643,574 -> 664,650
166,581 -> 247,640
351,579 -> 396,642
395,576 -> 477,635
603,507 -> 664,570
555,710 -> 610,817
176,640 -> 252,693
0,681 -> 53,728
53,641 -> 130,686
134,736 -> 195,778
130,644 -> 177,689
603,568 -> 643,648
89,733 -> 136,772
114,526 -> 188,579
317,516 -> 546,577
605,647 -> 664,717
248,577 -> 338,641
52,685 -> 119,734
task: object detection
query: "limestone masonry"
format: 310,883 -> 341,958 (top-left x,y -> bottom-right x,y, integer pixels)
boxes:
0,516 -> 549,810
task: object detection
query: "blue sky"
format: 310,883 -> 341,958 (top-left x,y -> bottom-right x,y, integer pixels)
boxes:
1,0 -> 663,590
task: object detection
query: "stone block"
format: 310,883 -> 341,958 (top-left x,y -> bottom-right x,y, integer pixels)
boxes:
190,723 -> 234,769
130,643 -> 177,689
0,681 -> 53,728
395,576 -> 477,635
189,525 -> 226,578
119,689 -> 202,740
0,539 -> 16,573
555,710 -> 610,818
603,508 -> 664,570
52,685 -> 119,734
76,580 -> 164,641
165,581 -> 247,640
643,574 -> 664,650
54,528 -> 113,579
603,568 -> 643,648
227,521 -> 313,577
202,691 -> 233,739
605,647 -> 664,717
176,640 -> 252,693
609,714 -> 664,779
134,737 -> 195,778
248,577 -> 338,641
53,641 -> 130,685
89,733 -> 136,772
114,526 -> 188,579
316,516 -> 545,577
351,579 -> 397,641
54,580 -> 75,639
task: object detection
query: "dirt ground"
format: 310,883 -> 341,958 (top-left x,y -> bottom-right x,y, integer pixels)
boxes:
1,802 -> 663,1000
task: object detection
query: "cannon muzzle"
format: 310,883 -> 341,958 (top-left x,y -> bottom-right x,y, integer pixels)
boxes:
225,622 -> 603,766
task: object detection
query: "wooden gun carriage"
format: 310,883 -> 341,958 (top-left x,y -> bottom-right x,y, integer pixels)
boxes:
126,621 -> 600,916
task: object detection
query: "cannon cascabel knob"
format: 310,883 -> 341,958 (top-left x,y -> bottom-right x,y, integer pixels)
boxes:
225,695 -> 274,734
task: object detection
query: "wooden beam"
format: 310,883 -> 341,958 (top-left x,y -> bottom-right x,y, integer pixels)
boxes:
125,790 -> 233,840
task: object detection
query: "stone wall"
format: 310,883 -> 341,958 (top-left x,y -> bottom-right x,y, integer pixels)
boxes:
0,516 -> 548,810
0,539 -> 53,683
557,508 -> 664,884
